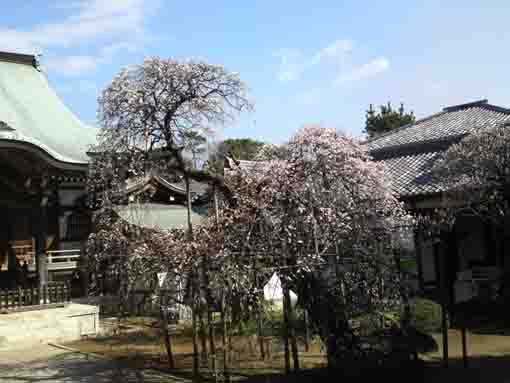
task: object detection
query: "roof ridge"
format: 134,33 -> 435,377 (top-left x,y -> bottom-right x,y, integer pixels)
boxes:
0,121 -> 14,131
441,99 -> 510,114
0,51 -> 37,67
365,110 -> 447,144
443,99 -> 488,112
477,103 -> 510,114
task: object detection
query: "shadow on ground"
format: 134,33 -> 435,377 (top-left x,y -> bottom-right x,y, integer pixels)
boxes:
0,351 -> 185,383
4,349 -> 510,383
422,354 -> 510,383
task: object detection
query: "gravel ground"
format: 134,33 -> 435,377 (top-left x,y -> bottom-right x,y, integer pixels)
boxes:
0,344 -> 187,383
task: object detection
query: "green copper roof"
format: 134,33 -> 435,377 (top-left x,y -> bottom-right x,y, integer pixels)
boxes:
116,203 -> 206,230
0,57 -> 98,165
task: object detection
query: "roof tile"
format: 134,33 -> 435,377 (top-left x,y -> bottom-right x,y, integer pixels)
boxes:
369,103 -> 510,197
368,104 -> 510,152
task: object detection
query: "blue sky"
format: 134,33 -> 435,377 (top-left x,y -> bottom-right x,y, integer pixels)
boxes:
1,1 -> 510,143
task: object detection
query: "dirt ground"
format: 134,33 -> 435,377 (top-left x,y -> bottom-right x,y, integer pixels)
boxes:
0,344 -> 185,383
66,318 -> 510,383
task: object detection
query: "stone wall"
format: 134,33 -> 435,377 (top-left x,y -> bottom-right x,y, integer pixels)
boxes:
0,303 -> 99,349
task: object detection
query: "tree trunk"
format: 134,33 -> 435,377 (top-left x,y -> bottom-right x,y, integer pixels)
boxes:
283,283 -> 299,371
199,308 -> 208,363
160,302 -> 175,369
256,298 -> 266,360
207,305 -> 216,376
282,278 -> 291,374
185,175 -> 193,237
207,185 -> 219,374
303,308 -> 310,352
191,279 -> 200,380
221,290 -> 230,383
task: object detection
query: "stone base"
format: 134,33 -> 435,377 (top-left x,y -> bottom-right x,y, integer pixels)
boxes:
0,303 -> 99,350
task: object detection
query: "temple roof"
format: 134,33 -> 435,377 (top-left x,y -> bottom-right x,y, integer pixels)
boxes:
368,100 -> 510,197
124,174 -> 208,198
0,51 -> 98,167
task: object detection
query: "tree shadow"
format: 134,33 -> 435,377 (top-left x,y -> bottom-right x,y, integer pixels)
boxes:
0,351 -> 175,383
422,354 -> 510,383
238,355 -> 510,383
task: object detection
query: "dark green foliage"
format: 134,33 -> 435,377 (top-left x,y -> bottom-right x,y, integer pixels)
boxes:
411,298 -> 443,333
221,138 -> 265,160
205,137 -> 265,175
235,308 -> 310,337
365,102 -> 415,138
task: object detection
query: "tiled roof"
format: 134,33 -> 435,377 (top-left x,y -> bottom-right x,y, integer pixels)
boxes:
369,100 -> 510,197
124,174 -> 208,196
368,100 -> 510,153
377,151 -> 444,197
0,51 -> 98,166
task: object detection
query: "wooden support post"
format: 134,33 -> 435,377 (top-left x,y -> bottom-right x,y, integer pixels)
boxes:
441,302 -> 449,368
437,233 -> 450,368
415,229 -> 425,292
461,326 -> 468,368
35,206 -> 48,290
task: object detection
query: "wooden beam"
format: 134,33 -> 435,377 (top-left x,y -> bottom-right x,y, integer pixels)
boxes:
35,205 -> 48,288
438,233 -> 450,368
415,229 -> 425,292
461,326 -> 468,368
441,300 -> 449,367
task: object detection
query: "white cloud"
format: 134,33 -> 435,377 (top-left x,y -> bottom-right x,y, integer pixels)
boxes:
309,39 -> 354,66
276,49 -> 303,82
43,41 -> 138,77
336,57 -> 389,85
276,39 -> 354,83
0,0 -> 157,75
45,55 -> 100,77
276,39 -> 389,88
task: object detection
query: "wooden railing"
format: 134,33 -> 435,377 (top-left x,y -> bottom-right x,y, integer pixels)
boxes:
11,244 -> 36,272
47,249 -> 81,271
0,282 -> 71,311
8,243 -> 82,273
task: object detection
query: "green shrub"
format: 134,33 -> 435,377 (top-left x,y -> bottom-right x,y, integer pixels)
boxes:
411,298 -> 443,333
236,319 -> 259,336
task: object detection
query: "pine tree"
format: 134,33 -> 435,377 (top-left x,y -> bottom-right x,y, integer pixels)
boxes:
365,102 -> 415,138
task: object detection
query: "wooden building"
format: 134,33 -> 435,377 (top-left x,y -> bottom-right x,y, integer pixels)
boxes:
0,51 -> 98,290
368,99 -> 510,305
0,51 -> 207,297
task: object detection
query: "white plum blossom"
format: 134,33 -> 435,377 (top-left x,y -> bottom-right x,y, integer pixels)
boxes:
433,124 -> 510,226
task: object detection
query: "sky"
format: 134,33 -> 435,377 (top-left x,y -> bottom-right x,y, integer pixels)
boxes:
1,1 -> 510,143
